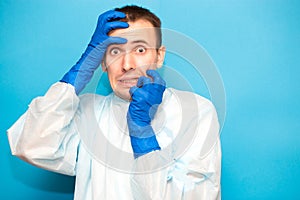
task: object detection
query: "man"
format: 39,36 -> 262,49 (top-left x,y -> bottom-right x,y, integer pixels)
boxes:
7,5 -> 221,200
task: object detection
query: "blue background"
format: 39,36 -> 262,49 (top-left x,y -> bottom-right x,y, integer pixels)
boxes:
1,0 -> 299,199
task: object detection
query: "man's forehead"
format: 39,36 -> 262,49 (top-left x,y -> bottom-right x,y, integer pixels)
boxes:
109,19 -> 155,35
108,20 -> 158,46
110,27 -> 156,38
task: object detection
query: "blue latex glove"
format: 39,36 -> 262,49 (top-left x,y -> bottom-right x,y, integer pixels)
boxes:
60,10 -> 128,94
127,70 -> 166,158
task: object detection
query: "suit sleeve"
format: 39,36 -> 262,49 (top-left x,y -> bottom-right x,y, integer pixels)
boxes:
7,82 -> 81,176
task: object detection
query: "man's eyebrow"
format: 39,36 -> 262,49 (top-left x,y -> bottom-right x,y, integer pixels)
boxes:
108,40 -> 149,47
130,40 -> 150,45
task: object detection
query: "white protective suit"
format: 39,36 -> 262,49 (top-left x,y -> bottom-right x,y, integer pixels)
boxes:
7,82 -> 221,200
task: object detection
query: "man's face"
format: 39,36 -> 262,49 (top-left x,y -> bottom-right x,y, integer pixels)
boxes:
102,19 -> 165,100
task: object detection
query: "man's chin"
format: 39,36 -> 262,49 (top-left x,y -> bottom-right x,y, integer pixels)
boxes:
114,90 -> 131,101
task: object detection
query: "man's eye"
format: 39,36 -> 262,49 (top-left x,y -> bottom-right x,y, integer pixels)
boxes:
135,47 -> 146,54
110,48 -> 121,55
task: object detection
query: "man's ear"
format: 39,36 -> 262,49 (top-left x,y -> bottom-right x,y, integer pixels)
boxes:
156,45 -> 166,69
101,60 -> 108,72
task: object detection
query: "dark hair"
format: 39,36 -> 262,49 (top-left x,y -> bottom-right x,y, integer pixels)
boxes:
115,5 -> 162,47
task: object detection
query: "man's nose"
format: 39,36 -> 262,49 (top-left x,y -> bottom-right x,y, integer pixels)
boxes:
122,52 -> 136,72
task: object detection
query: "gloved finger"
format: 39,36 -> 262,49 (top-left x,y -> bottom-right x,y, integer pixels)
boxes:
100,10 -> 126,22
146,70 -> 166,86
129,86 -> 139,96
101,36 -> 127,47
104,21 -> 129,34
137,76 -> 151,87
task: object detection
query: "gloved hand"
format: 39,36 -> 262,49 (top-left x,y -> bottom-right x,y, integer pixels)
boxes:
60,10 -> 128,94
127,70 -> 166,158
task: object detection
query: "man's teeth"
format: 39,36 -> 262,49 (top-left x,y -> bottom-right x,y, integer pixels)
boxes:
121,79 -> 137,83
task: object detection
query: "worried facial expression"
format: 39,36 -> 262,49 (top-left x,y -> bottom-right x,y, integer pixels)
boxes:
102,19 -> 165,100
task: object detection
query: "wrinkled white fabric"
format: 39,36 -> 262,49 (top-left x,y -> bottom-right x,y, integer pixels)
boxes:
7,82 -> 221,200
